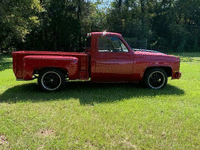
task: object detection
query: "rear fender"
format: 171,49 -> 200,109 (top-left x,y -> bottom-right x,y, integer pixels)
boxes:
23,55 -> 79,80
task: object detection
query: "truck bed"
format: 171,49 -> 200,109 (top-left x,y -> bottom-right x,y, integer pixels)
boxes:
12,51 -> 89,80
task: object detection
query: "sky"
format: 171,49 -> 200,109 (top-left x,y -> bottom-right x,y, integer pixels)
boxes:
89,0 -> 114,9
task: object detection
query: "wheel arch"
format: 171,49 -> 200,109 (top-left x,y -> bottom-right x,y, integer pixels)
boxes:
143,66 -> 172,79
34,67 -> 68,78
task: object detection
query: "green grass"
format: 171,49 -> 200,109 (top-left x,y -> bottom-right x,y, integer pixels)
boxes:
0,53 -> 200,149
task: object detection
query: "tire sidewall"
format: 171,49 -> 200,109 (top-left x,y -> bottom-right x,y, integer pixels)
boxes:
144,68 -> 168,89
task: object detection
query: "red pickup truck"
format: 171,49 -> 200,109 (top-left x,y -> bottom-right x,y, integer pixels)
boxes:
12,32 -> 181,91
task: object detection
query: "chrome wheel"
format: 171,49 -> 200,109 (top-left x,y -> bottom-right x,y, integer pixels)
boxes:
38,69 -> 65,91
148,71 -> 165,89
145,68 -> 168,89
41,71 -> 62,91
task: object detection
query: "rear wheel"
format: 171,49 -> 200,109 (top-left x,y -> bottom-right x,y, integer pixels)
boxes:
38,69 -> 65,91
144,68 -> 168,89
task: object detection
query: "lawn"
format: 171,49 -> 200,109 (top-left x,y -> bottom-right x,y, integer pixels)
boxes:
0,53 -> 200,149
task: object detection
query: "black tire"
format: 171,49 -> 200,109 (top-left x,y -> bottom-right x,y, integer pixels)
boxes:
38,69 -> 65,91
144,68 -> 168,89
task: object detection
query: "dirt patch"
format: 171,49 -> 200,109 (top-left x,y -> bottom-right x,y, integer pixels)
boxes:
0,134 -> 10,150
36,129 -> 55,138
120,137 -> 137,149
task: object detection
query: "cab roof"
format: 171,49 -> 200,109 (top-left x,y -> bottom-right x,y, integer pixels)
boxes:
90,32 -> 122,37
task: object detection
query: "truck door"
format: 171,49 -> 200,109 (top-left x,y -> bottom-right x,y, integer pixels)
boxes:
92,35 -> 134,82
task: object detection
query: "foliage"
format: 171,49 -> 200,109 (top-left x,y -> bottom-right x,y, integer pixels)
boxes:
23,0 -> 81,51
0,0 -> 43,50
106,0 -> 200,52
21,0 -> 107,51
1,0 -> 200,52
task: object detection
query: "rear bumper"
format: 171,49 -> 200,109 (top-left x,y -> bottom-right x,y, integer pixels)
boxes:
172,71 -> 181,79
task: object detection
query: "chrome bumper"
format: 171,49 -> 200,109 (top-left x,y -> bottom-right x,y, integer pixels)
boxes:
172,71 -> 181,79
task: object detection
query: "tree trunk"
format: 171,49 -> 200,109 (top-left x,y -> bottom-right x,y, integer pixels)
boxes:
77,0 -> 82,52
140,0 -> 145,39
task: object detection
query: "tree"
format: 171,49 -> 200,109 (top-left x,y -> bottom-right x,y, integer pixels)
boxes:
0,0 -> 43,51
24,0 -> 96,52
1,0 -> 200,52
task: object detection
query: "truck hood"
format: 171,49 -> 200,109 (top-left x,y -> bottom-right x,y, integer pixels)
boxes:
133,48 -> 180,62
133,48 -> 165,55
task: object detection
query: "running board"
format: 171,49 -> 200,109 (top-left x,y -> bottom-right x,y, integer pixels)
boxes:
65,78 -> 91,82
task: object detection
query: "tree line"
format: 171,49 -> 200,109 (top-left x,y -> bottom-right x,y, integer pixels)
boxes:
0,0 -> 200,53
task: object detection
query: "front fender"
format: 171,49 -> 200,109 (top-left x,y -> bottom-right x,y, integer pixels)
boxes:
141,64 -> 173,77
133,61 -> 173,81
23,55 -> 79,80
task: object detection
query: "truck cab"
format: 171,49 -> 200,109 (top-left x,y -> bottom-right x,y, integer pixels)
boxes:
87,32 -> 134,82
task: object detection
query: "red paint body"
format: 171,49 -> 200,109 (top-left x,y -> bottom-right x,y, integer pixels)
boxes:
12,32 -> 181,82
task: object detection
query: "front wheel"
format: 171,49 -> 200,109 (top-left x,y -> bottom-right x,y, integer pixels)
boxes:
38,69 -> 65,91
144,68 -> 168,89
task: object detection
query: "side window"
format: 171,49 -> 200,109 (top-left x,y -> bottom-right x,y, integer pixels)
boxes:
109,36 -> 122,52
120,40 -> 129,52
98,36 -> 129,53
98,37 -> 112,52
